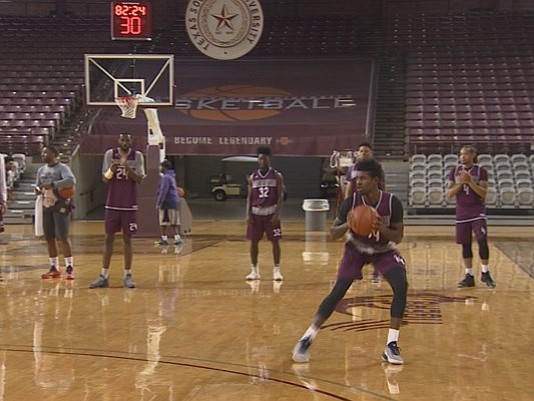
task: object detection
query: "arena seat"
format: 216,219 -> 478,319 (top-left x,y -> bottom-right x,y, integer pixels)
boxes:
396,11 -> 534,154
517,187 -> 534,207
409,187 -> 426,207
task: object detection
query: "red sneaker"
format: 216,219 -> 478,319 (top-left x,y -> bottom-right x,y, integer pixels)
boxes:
41,268 -> 61,279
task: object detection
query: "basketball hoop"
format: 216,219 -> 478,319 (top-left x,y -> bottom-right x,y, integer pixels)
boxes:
115,96 -> 142,119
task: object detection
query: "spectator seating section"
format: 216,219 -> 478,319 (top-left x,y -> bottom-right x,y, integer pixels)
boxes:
408,153 -> 534,208
0,15 -> 137,155
389,11 -> 534,154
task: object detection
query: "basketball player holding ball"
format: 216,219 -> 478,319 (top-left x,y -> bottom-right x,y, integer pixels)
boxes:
35,146 -> 77,280
293,158 -> 409,365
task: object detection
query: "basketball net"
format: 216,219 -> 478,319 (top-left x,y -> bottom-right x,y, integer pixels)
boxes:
115,96 -> 141,119
115,95 -> 165,146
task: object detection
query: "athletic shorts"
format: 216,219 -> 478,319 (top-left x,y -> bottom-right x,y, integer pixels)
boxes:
246,214 -> 282,242
43,207 -> 70,240
455,219 -> 487,244
105,209 -> 138,235
158,208 -> 180,226
337,242 -> 406,281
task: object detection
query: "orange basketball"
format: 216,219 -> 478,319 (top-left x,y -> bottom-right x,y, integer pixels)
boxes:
58,186 -> 76,199
178,187 -> 185,197
347,205 -> 379,236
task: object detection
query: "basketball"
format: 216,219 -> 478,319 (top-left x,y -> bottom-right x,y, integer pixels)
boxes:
347,205 -> 379,236
58,186 -> 76,199
178,187 -> 185,197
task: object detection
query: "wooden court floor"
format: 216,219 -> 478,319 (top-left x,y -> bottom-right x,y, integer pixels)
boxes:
0,220 -> 533,400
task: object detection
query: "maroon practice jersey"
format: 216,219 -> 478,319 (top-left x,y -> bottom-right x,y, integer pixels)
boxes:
338,190 -> 403,254
447,164 -> 488,222
249,167 -> 279,208
102,148 -> 145,211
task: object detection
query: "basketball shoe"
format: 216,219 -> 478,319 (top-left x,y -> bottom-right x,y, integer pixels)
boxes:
41,267 -> 61,279
292,336 -> 312,363
273,269 -> 283,281
382,341 -> 404,365
481,271 -> 496,288
66,266 -> 74,280
89,274 -> 109,288
458,273 -> 475,287
246,267 -> 260,280
124,274 -> 136,288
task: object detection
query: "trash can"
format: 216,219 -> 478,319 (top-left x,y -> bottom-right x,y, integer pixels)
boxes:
302,199 -> 330,231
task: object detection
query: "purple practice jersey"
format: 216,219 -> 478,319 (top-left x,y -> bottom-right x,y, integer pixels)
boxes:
447,165 -> 488,222
338,191 -> 403,254
249,167 -> 279,208
102,148 -> 145,211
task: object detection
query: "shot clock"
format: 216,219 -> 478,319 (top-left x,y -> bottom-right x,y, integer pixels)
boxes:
111,1 -> 152,40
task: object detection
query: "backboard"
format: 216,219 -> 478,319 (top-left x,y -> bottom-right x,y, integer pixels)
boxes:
84,54 -> 174,106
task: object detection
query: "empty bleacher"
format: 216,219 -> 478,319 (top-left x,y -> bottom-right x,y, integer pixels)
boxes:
388,11 -> 534,154
409,153 -> 534,209
0,14 -> 140,156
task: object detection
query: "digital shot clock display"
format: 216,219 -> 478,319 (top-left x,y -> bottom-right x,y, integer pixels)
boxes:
111,1 -> 152,40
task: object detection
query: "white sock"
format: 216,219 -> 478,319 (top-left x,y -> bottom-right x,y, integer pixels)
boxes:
465,268 -> 473,276
274,265 -> 281,273
124,269 -> 132,278
481,264 -> 489,273
251,265 -> 259,273
387,329 -> 399,345
64,257 -> 73,268
101,269 -> 109,278
50,257 -> 59,269
302,324 -> 319,341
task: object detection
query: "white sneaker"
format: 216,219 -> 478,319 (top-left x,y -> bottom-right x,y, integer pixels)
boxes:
292,337 -> 312,363
245,271 -> 260,280
381,341 -> 404,365
273,270 -> 283,281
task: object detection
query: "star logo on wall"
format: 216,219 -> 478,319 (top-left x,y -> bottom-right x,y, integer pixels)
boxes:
211,4 -> 238,30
